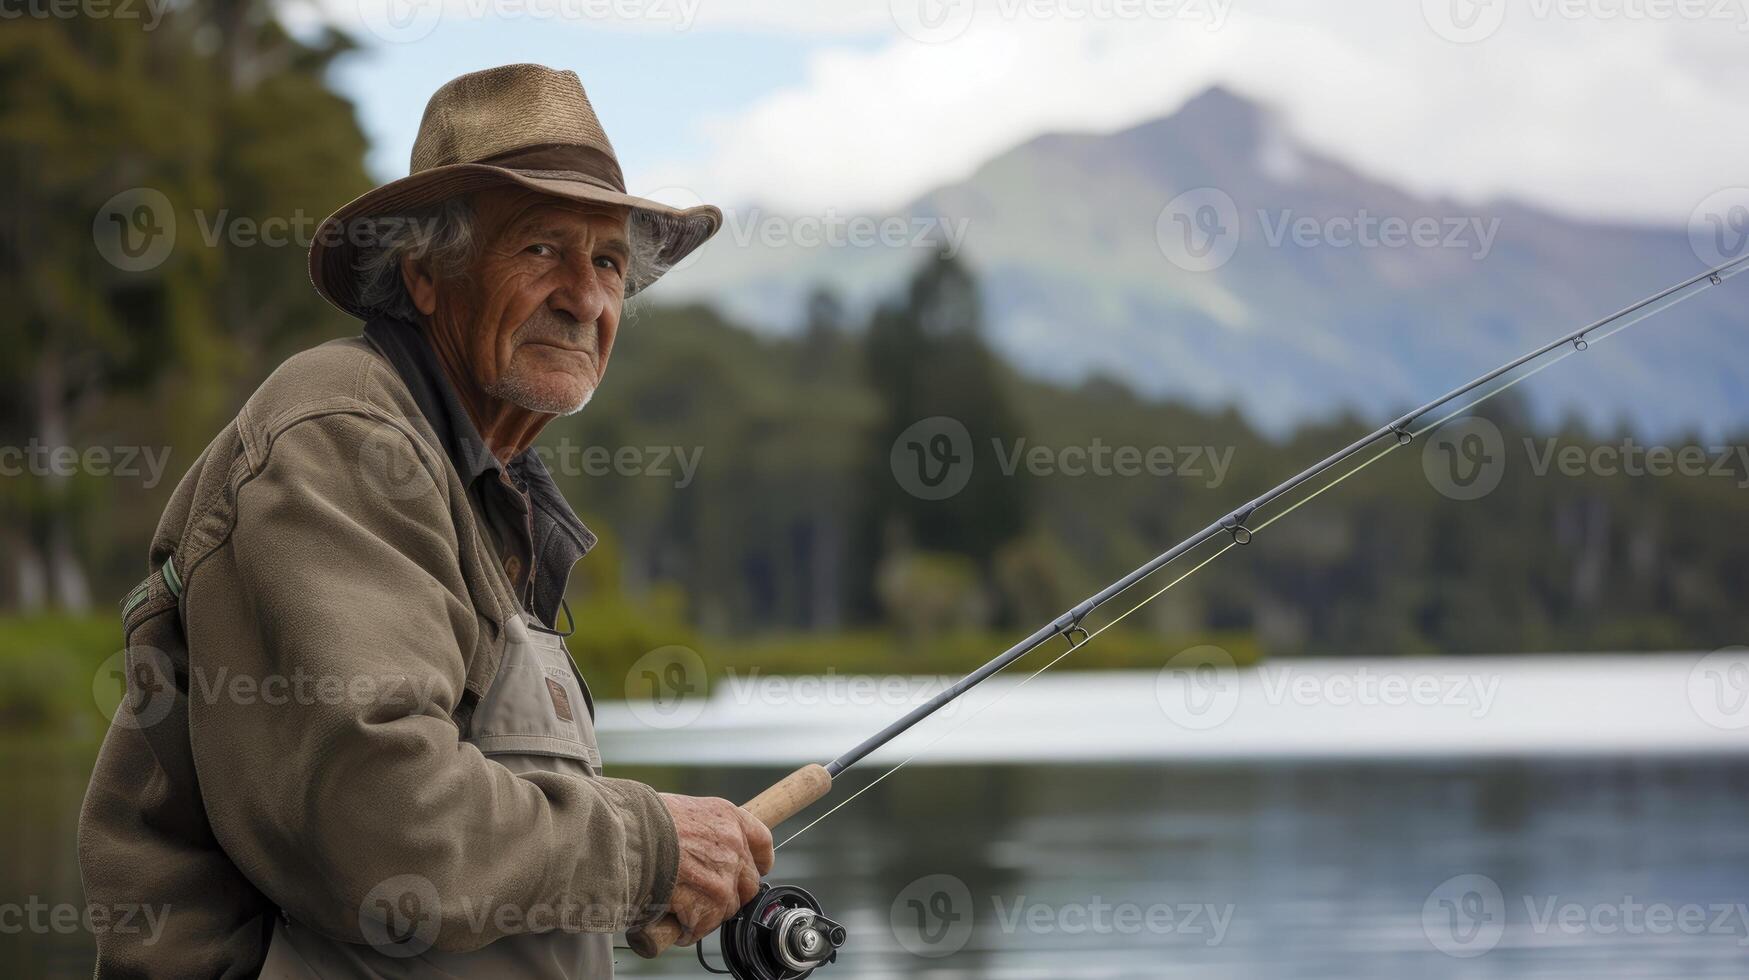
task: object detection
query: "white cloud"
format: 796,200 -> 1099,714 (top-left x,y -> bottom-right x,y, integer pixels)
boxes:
628,0 -> 1749,226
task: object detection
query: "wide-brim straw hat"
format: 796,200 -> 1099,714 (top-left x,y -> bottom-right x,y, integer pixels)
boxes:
308,63 -> 721,319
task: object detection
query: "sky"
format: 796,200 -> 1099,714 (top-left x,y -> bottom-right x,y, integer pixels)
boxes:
294,0 -> 1749,226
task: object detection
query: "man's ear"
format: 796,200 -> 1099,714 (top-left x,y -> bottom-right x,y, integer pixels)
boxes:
399,253 -> 439,317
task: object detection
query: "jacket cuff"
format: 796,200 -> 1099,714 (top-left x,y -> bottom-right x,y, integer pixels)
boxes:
604,777 -> 679,928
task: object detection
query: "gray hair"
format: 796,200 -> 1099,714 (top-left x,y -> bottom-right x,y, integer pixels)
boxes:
351,195 -> 667,322
352,198 -> 478,323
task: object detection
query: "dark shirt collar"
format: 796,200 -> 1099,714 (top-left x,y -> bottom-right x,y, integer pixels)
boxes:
362,316 -> 596,626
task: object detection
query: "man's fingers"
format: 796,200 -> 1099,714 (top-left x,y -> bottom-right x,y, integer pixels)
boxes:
739,807 -> 776,875
735,858 -> 760,907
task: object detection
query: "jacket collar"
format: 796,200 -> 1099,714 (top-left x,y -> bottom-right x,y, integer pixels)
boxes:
362,315 -> 597,624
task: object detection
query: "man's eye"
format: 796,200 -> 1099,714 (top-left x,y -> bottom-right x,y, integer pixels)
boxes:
595,255 -> 623,275
526,243 -> 556,257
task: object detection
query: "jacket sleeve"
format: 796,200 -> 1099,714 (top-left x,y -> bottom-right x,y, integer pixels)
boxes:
182,411 -> 678,952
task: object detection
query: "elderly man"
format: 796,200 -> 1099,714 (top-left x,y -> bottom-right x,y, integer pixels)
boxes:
79,64 -> 769,978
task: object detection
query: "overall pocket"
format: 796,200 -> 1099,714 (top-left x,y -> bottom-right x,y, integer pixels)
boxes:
465,614 -> 601,775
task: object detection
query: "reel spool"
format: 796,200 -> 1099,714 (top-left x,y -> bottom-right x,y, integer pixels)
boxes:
700,883 -> 845,980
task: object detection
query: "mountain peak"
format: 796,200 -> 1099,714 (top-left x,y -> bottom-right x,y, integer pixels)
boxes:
1114,84 -> 1273,161
1175,84 -> 1264,121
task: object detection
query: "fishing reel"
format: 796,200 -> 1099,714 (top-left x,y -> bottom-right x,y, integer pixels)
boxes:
699,882 -> 845,980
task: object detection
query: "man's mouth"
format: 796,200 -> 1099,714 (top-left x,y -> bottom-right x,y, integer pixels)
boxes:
522,340 -> 591,356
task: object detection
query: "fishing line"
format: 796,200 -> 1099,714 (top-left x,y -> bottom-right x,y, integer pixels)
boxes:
776,539 -> 1238,850
772,256 -> 1748,847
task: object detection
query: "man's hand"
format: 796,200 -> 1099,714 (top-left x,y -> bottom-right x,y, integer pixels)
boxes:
656,793 -> 775,945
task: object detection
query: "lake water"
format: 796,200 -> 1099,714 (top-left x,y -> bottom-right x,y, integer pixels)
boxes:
7,655 -> 1747,978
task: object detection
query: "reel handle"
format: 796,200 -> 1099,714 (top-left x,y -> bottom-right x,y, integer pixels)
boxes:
628,764 -> 833,959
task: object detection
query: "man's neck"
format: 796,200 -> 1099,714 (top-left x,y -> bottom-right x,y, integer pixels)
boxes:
422,321 -> 551,464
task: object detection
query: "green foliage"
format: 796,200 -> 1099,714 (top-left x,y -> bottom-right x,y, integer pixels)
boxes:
0,615 -> 118,737
0,3 -> 370,609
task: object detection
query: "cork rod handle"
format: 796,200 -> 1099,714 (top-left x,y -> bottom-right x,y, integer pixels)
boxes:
627,764 -> 832,959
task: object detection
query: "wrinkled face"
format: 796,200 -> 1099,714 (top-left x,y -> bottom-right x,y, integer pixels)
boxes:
431,187 -> 632,416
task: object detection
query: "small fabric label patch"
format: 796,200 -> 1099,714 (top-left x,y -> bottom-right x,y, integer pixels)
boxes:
545,678 -> 574,723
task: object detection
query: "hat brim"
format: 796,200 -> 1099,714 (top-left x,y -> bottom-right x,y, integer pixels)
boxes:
308,163 -> 721,321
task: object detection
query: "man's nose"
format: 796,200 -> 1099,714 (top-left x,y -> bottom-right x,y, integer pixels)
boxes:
547,254 -> 608,326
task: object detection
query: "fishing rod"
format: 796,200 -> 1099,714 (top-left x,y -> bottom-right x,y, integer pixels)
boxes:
628,253 -> 1749,978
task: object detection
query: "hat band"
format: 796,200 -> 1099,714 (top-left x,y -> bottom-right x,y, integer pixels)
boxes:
477,143 -> 627,194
